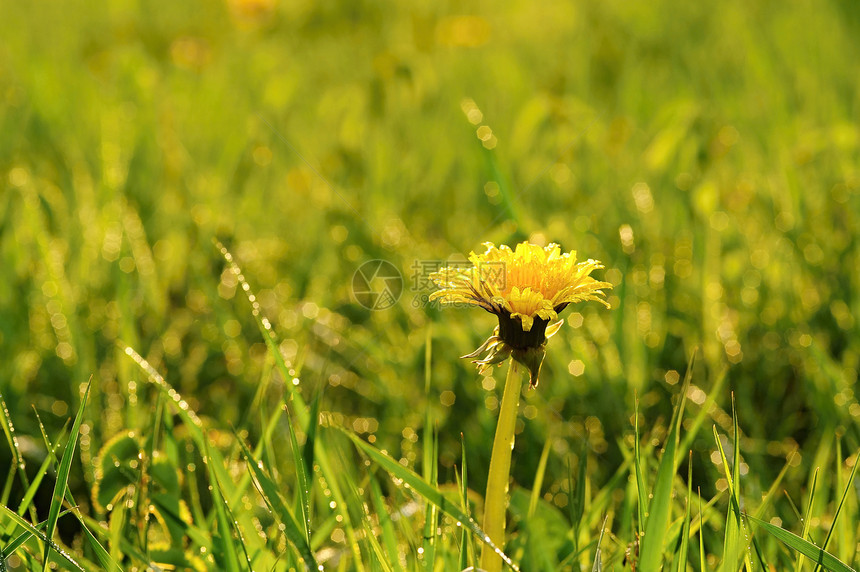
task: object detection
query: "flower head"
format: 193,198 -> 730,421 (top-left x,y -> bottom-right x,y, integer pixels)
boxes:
430,241 -> 612,386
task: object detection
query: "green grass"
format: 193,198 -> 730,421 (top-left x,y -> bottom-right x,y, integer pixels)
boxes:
1,0 -> 859,569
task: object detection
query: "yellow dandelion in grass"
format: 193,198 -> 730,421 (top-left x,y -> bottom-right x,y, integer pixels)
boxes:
430,241 -> 612,387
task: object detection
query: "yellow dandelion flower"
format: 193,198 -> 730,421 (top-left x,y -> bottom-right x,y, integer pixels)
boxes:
430,241 -> 612,386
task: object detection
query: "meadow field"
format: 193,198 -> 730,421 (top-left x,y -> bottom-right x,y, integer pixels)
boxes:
1,0 -> 859,569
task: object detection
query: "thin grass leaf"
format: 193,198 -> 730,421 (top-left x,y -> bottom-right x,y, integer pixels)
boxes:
338,427 -> 520,571
336,456 -> 393,572
107,486 -> 129,566
6,424 -> 66,535
637,360 -> 689,570
121,346 -> 228,560
753,451 -> 795,522
214,243 -> 365,569
17,413 -> 122,572
637,416 -> 677,569
421,421 -> 439,570
729,396 -> 756,571
210,464 -> 255,572
813,448 -> 860,572
677,365 -> 727,473
783,490 -> 802,522
698,491 -> 705,572
569,441 -> 588,556
714,425 -> 742,571
527,438 -> 552,521
1,462 -> 13,509
41,379 -> 90,572
284,401 -> 312,546
747,516 -> 857,572
796,467 -> 821,571
834,439 -> 849,565
674,453 -> 692,572
77,508 -> 185,571
235,435 -> 319,570
314,433 -> 366,571
227,385 -> 287,511
740,452 -> 795,572
140,390 -> 166,555
0,391 -> 39,526
302,385 -> 323,504
214,240 -> 309,422
0,515 -> 48,563
459,433 -> 474,571
632,395 -> 646,539
360,516 -> 395,572
0,505 -> 85,571
369,470 -> 401,569
79,521 -> 122,572
729,396 -> 748,572
421,328 -> 438,571
592,515 -> 609,572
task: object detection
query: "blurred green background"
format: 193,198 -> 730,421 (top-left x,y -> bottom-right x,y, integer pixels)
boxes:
1,0 -> 859,556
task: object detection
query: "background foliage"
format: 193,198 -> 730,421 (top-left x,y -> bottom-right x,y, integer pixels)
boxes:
1,0 -> 859,569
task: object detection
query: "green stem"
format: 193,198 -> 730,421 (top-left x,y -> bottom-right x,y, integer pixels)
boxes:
480,361 -> 523,572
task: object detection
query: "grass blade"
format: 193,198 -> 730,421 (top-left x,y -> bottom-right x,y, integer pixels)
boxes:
813,447 -> 860,572
338,427 -> 520,571
214,240 -> 309,422
714,424 -> 741,571
236,435 -> 319,569
632,394 -> 646,539
637,355 -> 690,570
674,453 -> 692,572
569,441 -> 588,556
637,408 -> 677,569
41,378 -> 90,572
527,438 -> 552,520
79,522 -> 122,572
368,470 -> 401,568
458,433 -> 473,570
285,401 -> 312,545
592,515 -> 609,572
0,391 -> 39,526
421,420 -> 438,570
747,515 -> 857,572
0,506 -> 85,571
302,385 -> 324,506
421,327 -> 438,570
698,490 -> 706,571
796,467 -> 821,571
